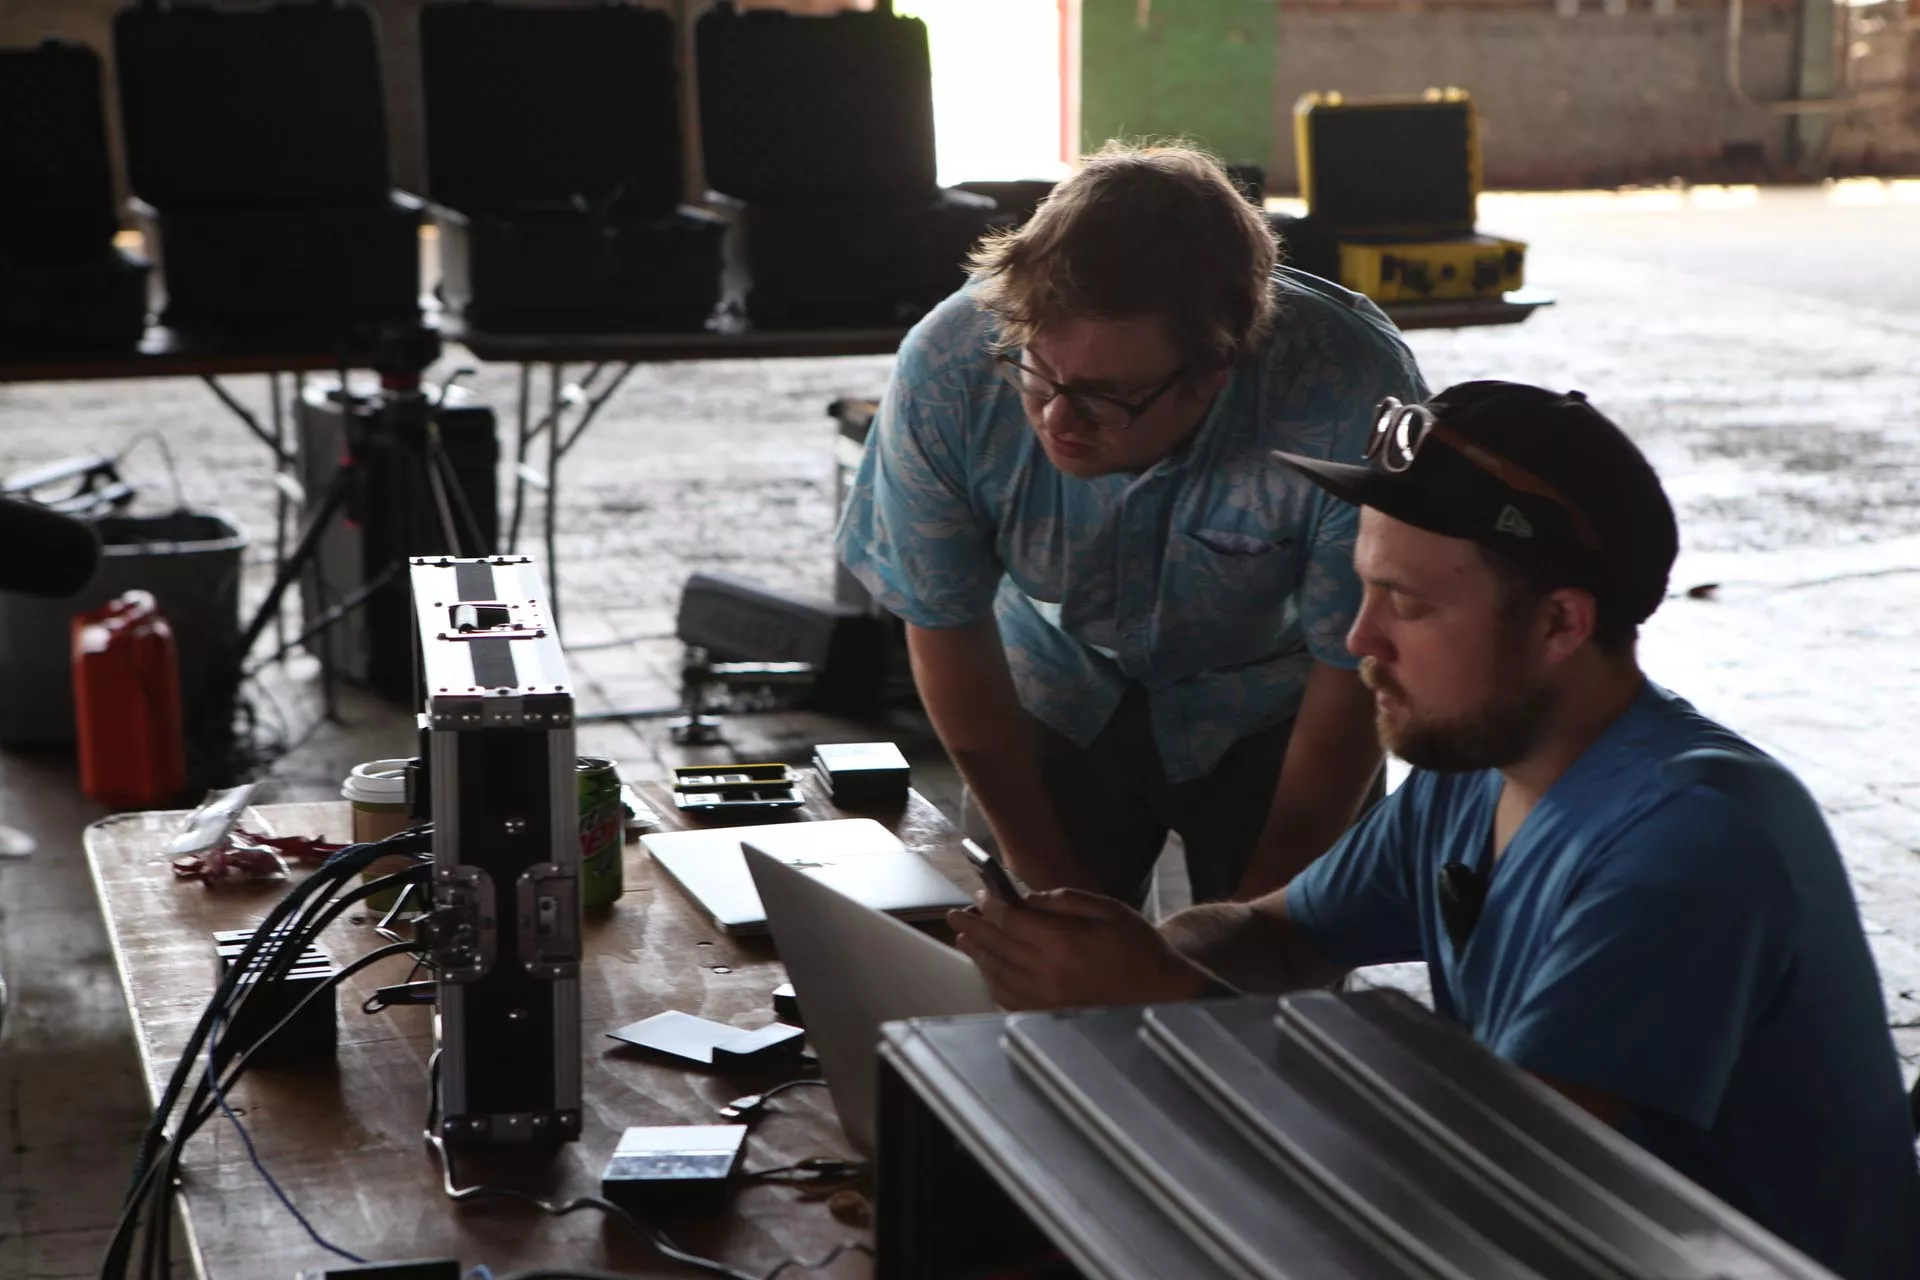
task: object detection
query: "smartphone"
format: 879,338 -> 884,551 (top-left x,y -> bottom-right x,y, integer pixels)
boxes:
961,837 -> 1023,904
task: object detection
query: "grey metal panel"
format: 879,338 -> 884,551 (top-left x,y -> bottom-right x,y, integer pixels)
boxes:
412,556 -> 573,727
879,996 -> 1838,1280
880,1016 -> 1241,1280
546,724 -> 580,1111
1322,992 -> 1837,1280
436,993 -> 468,1122
417,556 -> 580,1143
1004,1010 -> 1427,1280
431,727 -> 468,1120
1140,1003 -> 1559,1280
551,977 -> 580,1112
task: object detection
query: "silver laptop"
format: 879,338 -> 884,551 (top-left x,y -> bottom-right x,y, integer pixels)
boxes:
641,818 -> 972,936
743,839 -> 997,1153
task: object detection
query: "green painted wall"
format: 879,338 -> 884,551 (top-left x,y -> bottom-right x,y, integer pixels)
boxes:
1079,0 -> 1276,175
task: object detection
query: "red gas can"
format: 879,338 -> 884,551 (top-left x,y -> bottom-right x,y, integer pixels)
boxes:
72,590 -> 186,809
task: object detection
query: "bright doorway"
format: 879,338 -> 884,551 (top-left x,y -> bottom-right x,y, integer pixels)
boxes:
895,0 -> 1070,187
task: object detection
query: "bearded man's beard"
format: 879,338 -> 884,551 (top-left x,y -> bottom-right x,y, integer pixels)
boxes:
1359,648 -> 1555,773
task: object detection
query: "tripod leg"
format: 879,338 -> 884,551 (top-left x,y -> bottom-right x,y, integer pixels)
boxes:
546,362 -> 563,632
269,372 -> 287,658
245,563 -> 400,674
508,363 -> 531,552
239,462 -> 356,663
428,434 -> 489,555
417,434 -> 466,557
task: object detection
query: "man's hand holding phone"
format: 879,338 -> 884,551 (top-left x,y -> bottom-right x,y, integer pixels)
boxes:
961,837 -> 1024,904
947,874 -> 1212,1010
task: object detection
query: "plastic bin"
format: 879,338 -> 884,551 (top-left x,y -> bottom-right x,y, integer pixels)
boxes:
0,509 -> 244,749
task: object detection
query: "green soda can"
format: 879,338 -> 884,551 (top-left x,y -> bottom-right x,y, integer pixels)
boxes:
577,757 -> 624,907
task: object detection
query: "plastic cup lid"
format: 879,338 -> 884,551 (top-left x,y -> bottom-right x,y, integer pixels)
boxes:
342,758 -> 411,804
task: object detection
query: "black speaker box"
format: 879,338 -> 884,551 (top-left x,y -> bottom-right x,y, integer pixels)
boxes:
726,189 -> 1003,329
421,1 -> 715,333
676,571 -> 888,714
1268,212 -> 1340,286
297,382 -> 500,702
134,193 -> 422,338
696,5 -> 939,205
1295,93 -> 1478,238
114,0 -> 391,213
0,250 -> 150,353
420,0 -> 682,220
436,205 -> 724,334
0,39 -> 120,264
951,179 -> 1057,230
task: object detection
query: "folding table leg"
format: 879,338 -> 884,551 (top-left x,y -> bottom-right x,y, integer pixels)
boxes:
546,361 -> 564,631
508,361 -> 532,552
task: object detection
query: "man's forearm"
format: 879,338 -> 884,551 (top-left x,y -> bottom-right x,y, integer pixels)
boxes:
906,622 -> 1096,891
1236,662 -> 1383,899
1159,894 -> 1346,994
946,744 -> 1095,891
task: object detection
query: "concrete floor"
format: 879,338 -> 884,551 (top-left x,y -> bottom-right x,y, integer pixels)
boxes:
2,181 -> 1919,1276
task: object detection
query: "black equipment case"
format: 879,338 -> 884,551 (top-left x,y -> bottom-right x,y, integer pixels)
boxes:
696,4 -> 1004,328
1293,88 -> 1481,239
414,555 -> 581,1148
697,6 -> 938,205
1291,88 -> 1529,306
0,250 -> 149,352
951,179 -> 1058,230
676,570 -> 889,715
420,0 -> 724,334
0,39 -> 149,351
115,0 -> 390,211
432,202 -> 724,335
721,189 -> 998,329
112,0 -> 419,338
130,193 -> 422,337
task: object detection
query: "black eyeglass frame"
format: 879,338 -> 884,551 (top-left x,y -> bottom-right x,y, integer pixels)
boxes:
996,353 -> 1188,432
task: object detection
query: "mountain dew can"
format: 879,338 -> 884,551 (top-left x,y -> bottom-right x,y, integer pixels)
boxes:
577,757 -> 624,907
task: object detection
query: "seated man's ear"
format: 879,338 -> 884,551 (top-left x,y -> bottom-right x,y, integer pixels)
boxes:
1540,587 -> 1599,663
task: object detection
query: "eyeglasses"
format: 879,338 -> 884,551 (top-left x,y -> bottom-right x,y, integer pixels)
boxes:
1366,397 -> 1605,553
996,353 -> 1186,432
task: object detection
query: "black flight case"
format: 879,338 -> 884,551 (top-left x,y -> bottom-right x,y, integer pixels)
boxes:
0,38 -> 148,352
113,0 -> 420,339
696,3 -> 1006,329
419,0 -> 724,334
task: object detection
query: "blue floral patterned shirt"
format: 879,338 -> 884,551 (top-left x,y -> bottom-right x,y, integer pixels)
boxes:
835,268 -> 1427,782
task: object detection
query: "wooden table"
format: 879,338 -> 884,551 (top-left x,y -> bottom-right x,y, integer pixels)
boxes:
84,773 -> 972,1279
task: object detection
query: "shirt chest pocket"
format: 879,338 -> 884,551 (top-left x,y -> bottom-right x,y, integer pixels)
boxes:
1169,530 -> 1308,667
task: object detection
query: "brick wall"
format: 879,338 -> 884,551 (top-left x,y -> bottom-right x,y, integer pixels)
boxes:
1269,5 -> 1807,188
1278,0 -> 1795,11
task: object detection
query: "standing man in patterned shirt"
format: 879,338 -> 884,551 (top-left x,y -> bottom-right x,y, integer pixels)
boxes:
836,143 -> 1427,903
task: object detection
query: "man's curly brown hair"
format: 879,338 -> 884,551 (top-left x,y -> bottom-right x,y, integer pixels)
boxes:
967,141 -> 1279,374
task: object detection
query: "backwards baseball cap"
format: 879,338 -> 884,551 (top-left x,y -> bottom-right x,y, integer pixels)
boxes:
1272,381 -> 1678,624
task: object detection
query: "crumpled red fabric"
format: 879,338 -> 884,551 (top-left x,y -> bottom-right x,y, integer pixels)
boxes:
170,829 -> 347,886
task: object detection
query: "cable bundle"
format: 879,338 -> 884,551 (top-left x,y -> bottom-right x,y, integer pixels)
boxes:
102,828 -> 434,1280
97,823 -> 872,1280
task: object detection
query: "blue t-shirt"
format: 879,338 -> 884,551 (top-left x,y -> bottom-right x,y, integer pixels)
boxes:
834,268 -> 1425,782
1288,682 -> 1920,1280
